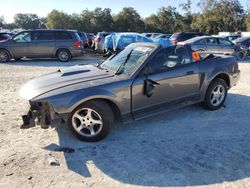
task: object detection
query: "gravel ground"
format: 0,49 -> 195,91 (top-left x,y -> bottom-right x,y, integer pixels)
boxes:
0,55 -> 250,188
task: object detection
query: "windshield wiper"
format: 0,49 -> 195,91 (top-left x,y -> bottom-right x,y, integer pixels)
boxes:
116,49 -> 133,75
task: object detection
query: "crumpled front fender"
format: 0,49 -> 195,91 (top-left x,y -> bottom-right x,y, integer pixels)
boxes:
32,87 -> 117,115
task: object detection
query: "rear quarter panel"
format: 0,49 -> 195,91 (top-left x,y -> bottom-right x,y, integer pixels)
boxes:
197,56 -> 238,99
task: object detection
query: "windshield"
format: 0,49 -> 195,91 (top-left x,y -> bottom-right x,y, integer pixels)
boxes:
100,45 -> 154,76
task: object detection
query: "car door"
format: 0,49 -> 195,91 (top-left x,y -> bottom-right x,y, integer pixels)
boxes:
9,31 -> 33,58
131,46 -> 202,119
217,38 -> 235,55
31,31 -> 55,57
192,38 -> 207,55
206,37 -> 220,54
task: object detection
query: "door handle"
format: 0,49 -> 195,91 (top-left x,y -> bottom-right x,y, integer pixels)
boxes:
186,71 -> 194,75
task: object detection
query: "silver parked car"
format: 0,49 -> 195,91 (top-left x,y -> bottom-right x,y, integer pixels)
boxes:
20,43 -> 240,142
178,36 -> 245,60
0,29 -> 84,62
93,32 -> 112,53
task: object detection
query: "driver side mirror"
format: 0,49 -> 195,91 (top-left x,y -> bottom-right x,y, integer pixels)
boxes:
144,78 -> 160,97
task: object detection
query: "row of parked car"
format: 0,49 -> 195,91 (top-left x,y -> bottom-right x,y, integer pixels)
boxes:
0,29 -> 250,62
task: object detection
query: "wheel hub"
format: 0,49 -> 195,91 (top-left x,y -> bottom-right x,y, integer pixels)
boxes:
210,85 -> 225,106
72,108 -> 103,137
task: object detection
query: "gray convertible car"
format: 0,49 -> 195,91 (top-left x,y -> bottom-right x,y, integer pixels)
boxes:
20,43 -> 240,142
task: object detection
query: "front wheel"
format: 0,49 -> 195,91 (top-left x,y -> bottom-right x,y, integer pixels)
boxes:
68,101 -> 113,142
202,79 -> 228,111
57,49 -> 71,62
0,49 -> 10,62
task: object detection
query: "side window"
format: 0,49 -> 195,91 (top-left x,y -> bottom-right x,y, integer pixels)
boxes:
206,38 -> 218,45
147,46 -> 192,74
180,34 -> 191,41
218,38 -> 232,45
13,32 -> 31,42
56,32 -> 73,40
32,31 -> 54,41
196,39 -> 206,45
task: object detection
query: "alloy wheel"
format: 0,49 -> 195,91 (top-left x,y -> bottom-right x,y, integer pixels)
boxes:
72,108 -> 103,137
210,85 -> 226,106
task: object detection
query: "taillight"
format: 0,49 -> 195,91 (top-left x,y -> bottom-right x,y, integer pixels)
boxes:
94,37 -> 100,43
74,41 -> 81,48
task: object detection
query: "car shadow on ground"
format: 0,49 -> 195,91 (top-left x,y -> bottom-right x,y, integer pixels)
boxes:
44,93 -> 250,187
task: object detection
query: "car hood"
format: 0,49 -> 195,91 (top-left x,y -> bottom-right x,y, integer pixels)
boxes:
19,64 -> 113,100
0,39 -> 9,44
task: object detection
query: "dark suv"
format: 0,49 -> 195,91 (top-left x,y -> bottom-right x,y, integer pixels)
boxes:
0,29 -> 84,62
170,32 -> 209,44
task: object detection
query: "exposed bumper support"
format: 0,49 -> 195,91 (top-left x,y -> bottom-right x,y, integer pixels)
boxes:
21,102 -> 52,129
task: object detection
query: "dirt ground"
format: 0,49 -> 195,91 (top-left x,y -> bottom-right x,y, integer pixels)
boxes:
0,55 -> 250,188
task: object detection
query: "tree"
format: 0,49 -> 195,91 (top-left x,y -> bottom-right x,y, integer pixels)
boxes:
0,16 -> 5,28
176,0 -> 193,31
4,23 -> 18,30
179,0 -> 192,14
46,10 -> 71,29
144,6 -> 178,33
144,14 -> 162,32
14,13 -> 42,29
113,7 -> 145,32
90,8 -> 114,32
192,0 -> 245,33
245,13 -> 250,31
80,9 -> 95,32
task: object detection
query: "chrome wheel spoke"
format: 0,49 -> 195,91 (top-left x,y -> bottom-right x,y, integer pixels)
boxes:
77,125 -> 85,132
210,84 -> 225,106
72,107 -> 103,137
91,119 -> 102,125
73,113 -> 83,121
87,126 -> 95,135
86,109 -> 93,118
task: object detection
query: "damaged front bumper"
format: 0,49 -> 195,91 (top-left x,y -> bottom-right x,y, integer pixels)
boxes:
21,102 -> 55,129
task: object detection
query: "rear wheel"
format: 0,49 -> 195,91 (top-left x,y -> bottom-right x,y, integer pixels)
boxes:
68,101 -> 113,142
202,79 -> 228,111
57,49 -> 71,62
0,49 -> 10,62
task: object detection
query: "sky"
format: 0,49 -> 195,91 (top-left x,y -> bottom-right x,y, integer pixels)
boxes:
0,0 -> 249,23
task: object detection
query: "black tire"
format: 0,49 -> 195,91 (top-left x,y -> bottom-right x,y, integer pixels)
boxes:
68,100 -> 113,142
57,49 -> 71,62
202,78 -> 228,111
236,50 -> 245,61
14,58 -> 22,61
0,49 -> 10,62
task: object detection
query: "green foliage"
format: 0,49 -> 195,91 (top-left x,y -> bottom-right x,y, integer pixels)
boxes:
192,0 -> 245,34
46,10 -> 71,29
14,13 -> 42,29
0,16 -> 5,27
245,13 -> 250,31
113,7 -> 144,32
1,0 -> 249,34
145,6 -> 183,33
